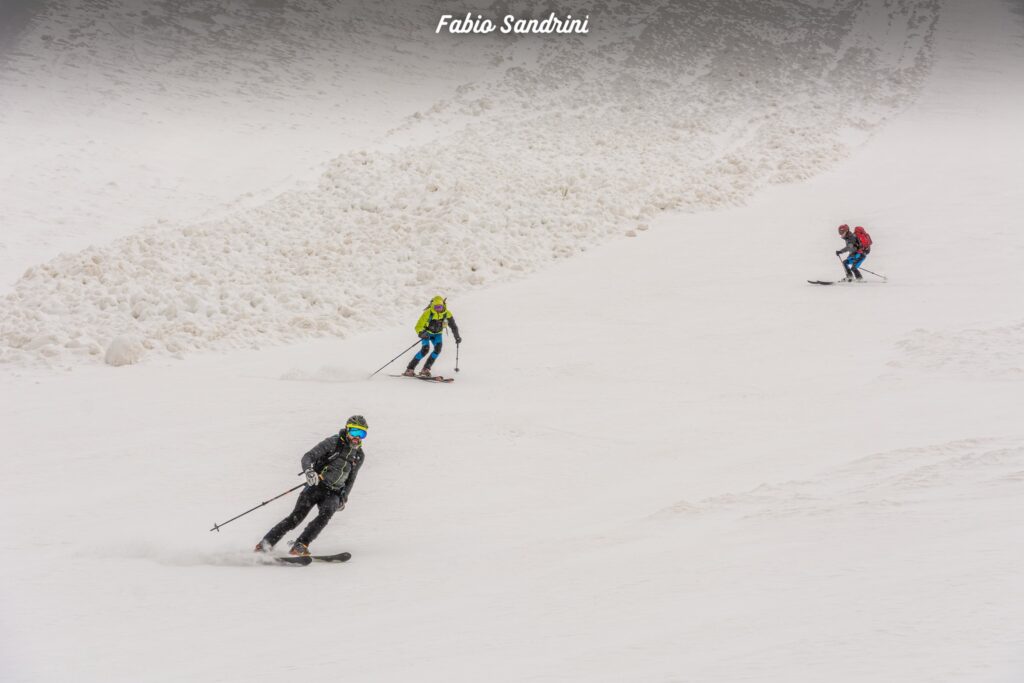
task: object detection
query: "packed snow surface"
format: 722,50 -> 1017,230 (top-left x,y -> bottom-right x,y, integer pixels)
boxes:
0,0 -> 940,365
2,0 -> 1024,682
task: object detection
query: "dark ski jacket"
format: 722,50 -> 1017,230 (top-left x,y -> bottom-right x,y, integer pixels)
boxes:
838,232 -> 864,256
300,435 -> 365,504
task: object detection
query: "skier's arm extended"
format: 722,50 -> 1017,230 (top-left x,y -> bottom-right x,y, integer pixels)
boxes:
836,236 -> 860,256
300,436 -> 335,471
448,316 -> 461,343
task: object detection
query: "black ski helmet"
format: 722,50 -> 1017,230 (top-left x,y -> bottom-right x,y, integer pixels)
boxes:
342,415 -> 368,436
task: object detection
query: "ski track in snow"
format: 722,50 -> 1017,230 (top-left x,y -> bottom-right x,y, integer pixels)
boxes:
889,323 -> 1024,378
658,438 -> 1024,519
83,545 -> 306,568
278,364 -> 371,383
0,0 -> 941,366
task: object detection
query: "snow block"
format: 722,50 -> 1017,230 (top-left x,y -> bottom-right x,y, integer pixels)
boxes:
104,335 -> 144,366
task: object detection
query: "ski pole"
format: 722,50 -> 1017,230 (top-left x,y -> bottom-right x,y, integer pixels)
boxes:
837,253 -> 887,281
369,339 -> 422,378
210,483 -> 304,532
455,341 -> 460,373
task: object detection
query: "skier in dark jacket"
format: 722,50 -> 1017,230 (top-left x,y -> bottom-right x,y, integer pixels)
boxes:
255,415 -> 368,556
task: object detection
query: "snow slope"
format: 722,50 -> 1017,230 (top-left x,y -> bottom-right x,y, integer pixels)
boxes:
0,0 -> 509,285
2,0 -> 1024,682
0,0 -> 940,364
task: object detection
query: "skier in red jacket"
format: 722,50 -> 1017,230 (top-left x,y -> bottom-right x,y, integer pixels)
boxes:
836,224 -> 872,281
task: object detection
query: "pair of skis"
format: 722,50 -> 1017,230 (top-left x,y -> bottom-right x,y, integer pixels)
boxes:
808,279 -> 860,285
807,278 -> 886,286
389,373 -> 454,383
270,551 -> 351,566
812,258 -> 888,285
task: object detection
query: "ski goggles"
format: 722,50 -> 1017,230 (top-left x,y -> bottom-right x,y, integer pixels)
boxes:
346,426 -> 367,439
433,304 -> 445,312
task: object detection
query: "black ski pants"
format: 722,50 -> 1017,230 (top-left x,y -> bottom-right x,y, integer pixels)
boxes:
262,484 -> 342,548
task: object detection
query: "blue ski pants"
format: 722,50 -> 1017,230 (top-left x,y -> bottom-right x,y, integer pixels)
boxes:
410,334 -> 444,369
844,253 -> 867,270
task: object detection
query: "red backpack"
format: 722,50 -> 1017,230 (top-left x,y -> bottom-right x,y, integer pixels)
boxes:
854,226 -> 872,251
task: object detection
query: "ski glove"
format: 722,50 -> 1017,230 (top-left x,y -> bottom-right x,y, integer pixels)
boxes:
455,335 -> 462,344
418,331 -> 431,339
304,468 -> 320,487
835,250 -> 842,256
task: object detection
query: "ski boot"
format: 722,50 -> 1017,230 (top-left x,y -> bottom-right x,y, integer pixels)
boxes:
402,367 -> 416,377
289,542 -> 311,557
253,539 -> 270,553
418,369 -> 432,378
853,270 -> 864,282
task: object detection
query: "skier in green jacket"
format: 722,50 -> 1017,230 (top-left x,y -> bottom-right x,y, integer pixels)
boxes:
404,295 -> 462,377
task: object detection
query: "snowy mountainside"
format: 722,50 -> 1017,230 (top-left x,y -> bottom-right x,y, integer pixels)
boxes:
1,0 -> 1024,680
0,0 -> 509,284
0,0 -> 940,365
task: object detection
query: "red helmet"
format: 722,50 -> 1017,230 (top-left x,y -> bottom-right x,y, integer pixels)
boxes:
837,224 -> 850,236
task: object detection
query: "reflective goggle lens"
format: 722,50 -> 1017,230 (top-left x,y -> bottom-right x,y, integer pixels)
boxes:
433,304 -> 444,312
347,427 -> 367,439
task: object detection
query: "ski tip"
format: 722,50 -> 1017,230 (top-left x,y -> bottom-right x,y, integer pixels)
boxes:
312,552 -> 352,563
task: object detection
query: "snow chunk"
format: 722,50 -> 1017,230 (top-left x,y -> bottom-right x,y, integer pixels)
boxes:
104,336 -> 145,366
